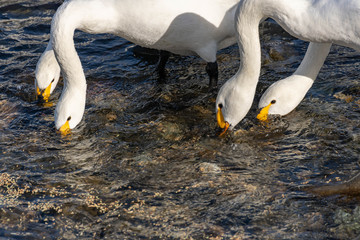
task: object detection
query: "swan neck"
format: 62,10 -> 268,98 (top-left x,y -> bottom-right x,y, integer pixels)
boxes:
50,1 -> 88,89
52,39 -> 86,89
234,2 -> 262,89
293,42 -> 331,80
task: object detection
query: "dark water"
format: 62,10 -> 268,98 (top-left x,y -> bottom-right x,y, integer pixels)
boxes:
1,1 -> 360,239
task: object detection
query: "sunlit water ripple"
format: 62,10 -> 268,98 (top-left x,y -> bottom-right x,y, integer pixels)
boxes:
0,1 -> 360,239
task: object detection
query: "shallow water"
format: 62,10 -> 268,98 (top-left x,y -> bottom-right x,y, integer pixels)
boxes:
1,1 -> 360,239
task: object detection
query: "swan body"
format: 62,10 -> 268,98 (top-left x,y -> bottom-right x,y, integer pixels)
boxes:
216,0 -> 360,130
35,0 -> 239,111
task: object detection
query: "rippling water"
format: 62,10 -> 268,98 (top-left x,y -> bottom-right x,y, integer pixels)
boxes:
1,1 -> 360,239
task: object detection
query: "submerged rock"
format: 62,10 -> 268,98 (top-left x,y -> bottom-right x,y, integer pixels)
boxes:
196,162 -> 221,174
306,172 -> 360,197
331,206 -> 360,238
0,100 -> 17,129
157,121 -> 184,142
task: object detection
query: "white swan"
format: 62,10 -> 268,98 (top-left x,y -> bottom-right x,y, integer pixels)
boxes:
35,0 -> 239,105
216,0 -> 360,132
257,42 -> 331,121
35,42 -> 61,102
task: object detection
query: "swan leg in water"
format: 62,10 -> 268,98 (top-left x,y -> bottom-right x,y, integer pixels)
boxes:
257,42 -> 331,121
155,50 -> 171,80
216,0 -> 360,134
35,0 -> 238,106
36,0 -> 239,134
155,50 -> 219,89
206,61 -> 219,89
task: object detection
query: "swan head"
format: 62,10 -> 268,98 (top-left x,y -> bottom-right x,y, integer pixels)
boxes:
54,84 -> 86,135
257,76 -> 314,121
35,48 -> 60,102
215,75 -> 255,134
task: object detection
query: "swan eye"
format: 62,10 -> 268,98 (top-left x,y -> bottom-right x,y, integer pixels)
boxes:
218,103 -> 223,109
67,116 -> 71,121
271,100 -> 276,104
51,79 -> 55,83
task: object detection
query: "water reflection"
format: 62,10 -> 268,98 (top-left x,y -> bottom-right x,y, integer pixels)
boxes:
0,1 -> 359,239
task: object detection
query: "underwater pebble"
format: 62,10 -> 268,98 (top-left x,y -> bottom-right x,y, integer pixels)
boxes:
0,100 -> 17,129
106,112 -> 117,121
157,121 -> 184,141
334,92 -> 355,103
269,48 -> 285,61
332,206 -> 360,236
351,133 -> 360,142
132,154 -> 153,166
191,105 -> 212,115
355,99 -> 360,107
305,212 -> 325,230
197,162 -> 221,174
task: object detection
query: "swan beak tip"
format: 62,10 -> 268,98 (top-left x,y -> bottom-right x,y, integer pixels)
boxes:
216,107 -> 230,136
58,120 -> 71,136
257,102 -> 272,122
218,122 -> 230,136
37,83 -> 52,102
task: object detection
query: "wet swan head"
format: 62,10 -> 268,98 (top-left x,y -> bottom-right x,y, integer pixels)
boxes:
35,47 -> 61,102
54,84 -> 86,135
215,75 -> 256,132
257,76 -> 314,120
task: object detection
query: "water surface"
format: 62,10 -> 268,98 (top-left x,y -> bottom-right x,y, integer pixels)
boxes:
1,1 -> 360,239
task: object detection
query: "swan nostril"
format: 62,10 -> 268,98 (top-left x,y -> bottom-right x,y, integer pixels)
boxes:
218,103 -> 223,109
271,100 -> 276,104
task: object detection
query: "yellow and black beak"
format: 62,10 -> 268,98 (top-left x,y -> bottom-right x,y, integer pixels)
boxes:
216,107 -> 230,136
36,81 -> 52,102
58,117 -> 71,136
257,100 -> 276,122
